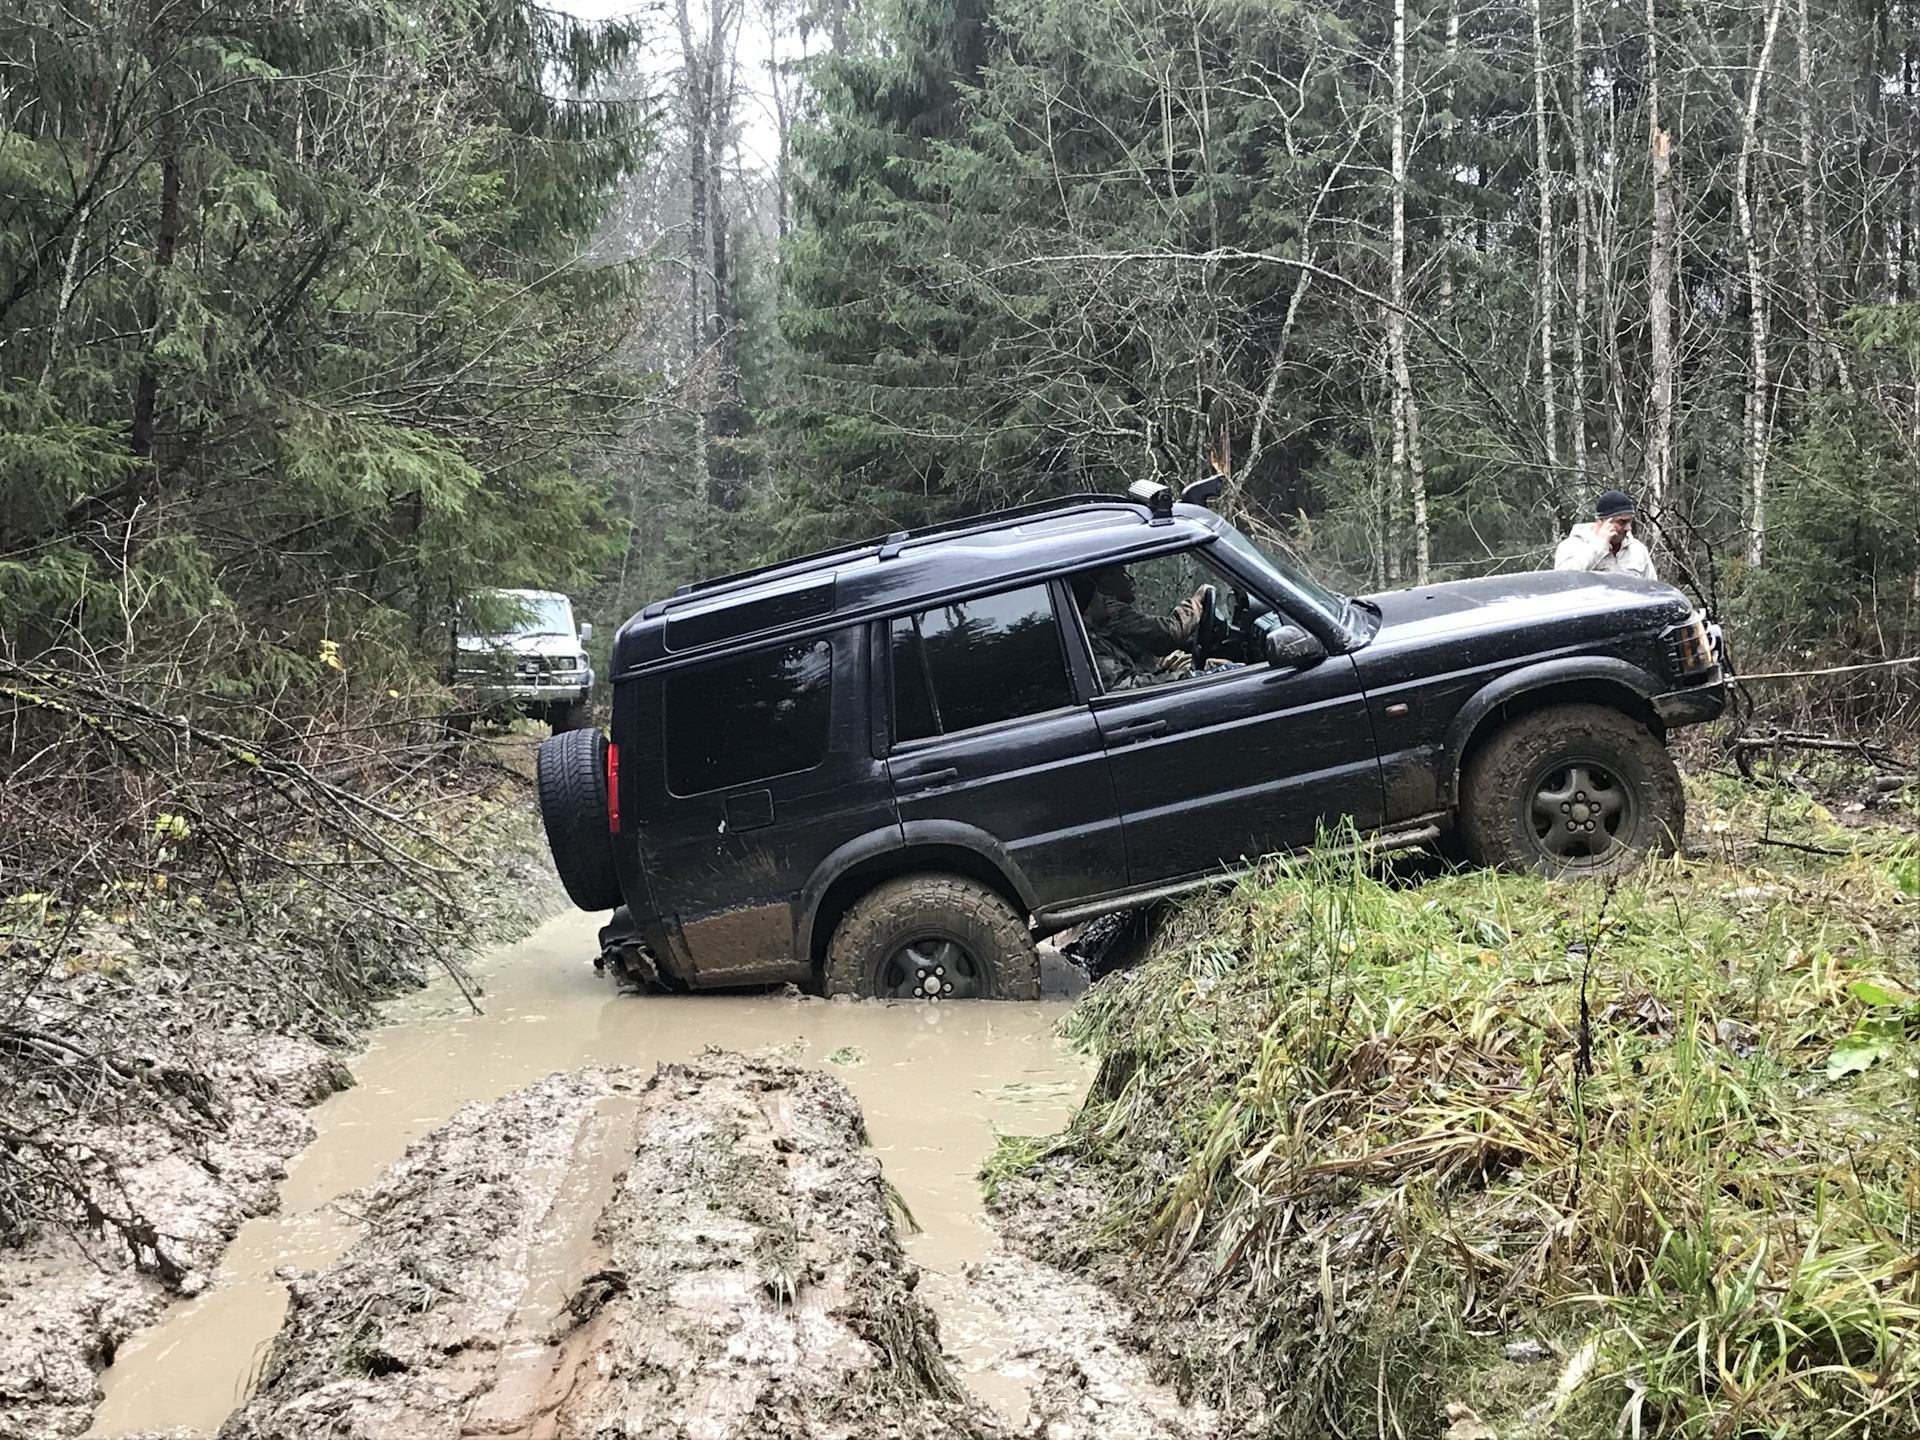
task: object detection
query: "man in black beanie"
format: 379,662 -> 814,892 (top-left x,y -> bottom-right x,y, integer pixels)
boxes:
1553,489 -> 1657,579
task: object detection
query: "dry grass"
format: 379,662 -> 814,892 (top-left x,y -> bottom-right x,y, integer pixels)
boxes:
996,774 -> 1920,1439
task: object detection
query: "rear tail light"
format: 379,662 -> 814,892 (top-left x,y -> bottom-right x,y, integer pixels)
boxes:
605,741 -> 621,834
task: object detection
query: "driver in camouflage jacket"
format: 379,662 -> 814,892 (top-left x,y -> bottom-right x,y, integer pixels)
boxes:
1072,566 -> 1211,690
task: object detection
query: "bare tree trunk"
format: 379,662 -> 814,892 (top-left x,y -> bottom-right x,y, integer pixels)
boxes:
676,0 -> 711,357
1568,0 -> 1593,491
1390,0 -> 1429,582
1738,0 -> 1786,566
1439,0 -> 1460,312
1645,0 -> 1675,507
767,0 -> 791,241
1532,0 -> 1560,485
1598,74 -> 1629,485
1796,0 -> 1821,390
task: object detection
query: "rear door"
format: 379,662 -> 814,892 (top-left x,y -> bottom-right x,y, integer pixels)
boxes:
634,625 -> 899,984
884,582 -> 1127,910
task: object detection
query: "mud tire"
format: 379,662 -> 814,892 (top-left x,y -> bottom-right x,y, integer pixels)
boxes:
1459,702 -> 1683,879
825,874 -> 1040,1000
536,727 -> 623,911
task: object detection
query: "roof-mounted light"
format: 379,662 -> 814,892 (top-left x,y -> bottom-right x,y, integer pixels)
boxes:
1126,480 -> 1175,520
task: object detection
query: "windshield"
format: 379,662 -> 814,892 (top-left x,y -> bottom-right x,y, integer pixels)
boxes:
462,592 -> 575,639
1209,522 -> 1349,627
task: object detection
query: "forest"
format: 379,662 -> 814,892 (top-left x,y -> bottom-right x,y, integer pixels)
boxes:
6,0 -> 1920,718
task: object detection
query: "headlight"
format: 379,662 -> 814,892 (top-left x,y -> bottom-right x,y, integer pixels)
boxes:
1663,612 -> 1717,678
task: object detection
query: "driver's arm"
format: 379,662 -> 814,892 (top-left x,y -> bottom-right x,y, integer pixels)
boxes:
1108,592 -> 1206,655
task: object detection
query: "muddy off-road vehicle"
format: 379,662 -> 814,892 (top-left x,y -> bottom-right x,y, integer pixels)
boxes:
536,483 -> 1725,999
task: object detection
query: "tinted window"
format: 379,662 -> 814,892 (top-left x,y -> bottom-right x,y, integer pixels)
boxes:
665,639 -> 832,795
664,581 -> 835,651
890,617 -> 938,743
905,585 -> 1073,736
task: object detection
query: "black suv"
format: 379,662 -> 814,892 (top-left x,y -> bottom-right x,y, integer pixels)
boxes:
537,484 -> 1724,1000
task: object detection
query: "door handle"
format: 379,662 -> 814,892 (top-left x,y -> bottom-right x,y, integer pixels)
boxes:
1107,718 -> 1168,742
896,767 -> 961,792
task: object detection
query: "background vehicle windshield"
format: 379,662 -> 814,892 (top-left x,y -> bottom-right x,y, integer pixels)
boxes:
463,592 -> 574,639
1209,523 -> 1348,626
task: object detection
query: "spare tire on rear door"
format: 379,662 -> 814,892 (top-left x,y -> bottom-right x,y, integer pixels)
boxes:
536,728 -> 624,911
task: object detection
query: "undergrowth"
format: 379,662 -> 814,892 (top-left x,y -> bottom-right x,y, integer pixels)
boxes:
996,775 -> 1920,1439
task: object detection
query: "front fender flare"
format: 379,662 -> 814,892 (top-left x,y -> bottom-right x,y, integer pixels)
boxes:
1439,657 -> 1665,806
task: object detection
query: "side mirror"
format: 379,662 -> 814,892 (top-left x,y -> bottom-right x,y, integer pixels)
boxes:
578,622 -> 594,642
1264,623 -> 1326,669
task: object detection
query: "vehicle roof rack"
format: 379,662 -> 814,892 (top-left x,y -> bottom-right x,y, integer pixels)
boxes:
649,492 -> 1139,615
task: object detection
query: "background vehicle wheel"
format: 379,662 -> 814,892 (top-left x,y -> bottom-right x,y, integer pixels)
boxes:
1459,702 -> 1683,879
536,727 -> 623,911
825,874 -> 1040,1000
546,698 -> 591,733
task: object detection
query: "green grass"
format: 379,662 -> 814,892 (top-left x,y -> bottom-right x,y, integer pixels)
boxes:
995,777 -> 1920,1438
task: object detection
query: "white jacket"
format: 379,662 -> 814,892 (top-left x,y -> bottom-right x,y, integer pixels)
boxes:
1554,522 -> 1657,580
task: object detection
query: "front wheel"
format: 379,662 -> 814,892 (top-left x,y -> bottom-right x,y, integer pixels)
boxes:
825,875 -> 1040,1000
1458,703 -> 1683,879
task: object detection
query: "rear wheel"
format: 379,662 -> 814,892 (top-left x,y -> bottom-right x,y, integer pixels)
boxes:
825,875 -> 1040,1000
536,728 -> 623,911
1459,703 -> 1683,879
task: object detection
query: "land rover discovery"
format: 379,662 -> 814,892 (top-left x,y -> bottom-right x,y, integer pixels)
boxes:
535,484 -> 1725,999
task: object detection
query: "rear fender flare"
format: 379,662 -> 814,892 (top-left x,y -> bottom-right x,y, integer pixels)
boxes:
1440,657 -> 1664,807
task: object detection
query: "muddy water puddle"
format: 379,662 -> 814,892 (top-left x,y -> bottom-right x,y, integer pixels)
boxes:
86,911 -> 1092,1436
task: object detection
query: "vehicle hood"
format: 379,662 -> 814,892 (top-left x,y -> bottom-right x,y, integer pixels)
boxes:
457,633 -> 582,659
1361,571 -> 1692,646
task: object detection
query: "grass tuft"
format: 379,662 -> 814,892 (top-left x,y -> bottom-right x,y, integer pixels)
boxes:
996,776 -> 1920,1438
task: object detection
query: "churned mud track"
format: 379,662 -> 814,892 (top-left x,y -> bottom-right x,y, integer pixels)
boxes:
224,1054 -> 989,1439
0,997 -> 349,1440
216,1047 -> 1213,1440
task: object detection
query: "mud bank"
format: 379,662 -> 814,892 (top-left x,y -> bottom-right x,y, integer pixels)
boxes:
226,1055 -> 978,1439
0,829 -> 562,1440
0,1017 -> 347,1440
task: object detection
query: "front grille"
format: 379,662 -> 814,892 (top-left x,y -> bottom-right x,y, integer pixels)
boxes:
1664,613 -> 1717,678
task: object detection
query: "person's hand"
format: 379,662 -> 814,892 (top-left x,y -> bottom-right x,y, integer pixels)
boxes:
1160,650 -> 1192,672
1597,515 -> 1632,552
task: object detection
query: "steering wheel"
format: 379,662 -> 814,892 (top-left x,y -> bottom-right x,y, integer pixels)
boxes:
1191,585 -> 1220,663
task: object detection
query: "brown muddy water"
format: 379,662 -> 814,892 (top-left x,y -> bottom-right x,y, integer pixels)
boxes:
83,911 -> 1093,1437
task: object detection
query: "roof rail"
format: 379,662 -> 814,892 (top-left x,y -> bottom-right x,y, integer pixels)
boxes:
654,492 -> 1135,612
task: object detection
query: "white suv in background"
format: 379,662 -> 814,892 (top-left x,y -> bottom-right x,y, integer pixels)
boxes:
454,589 -> 595,731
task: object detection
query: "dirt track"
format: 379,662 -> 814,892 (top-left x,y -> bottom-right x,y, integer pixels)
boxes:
216,1052 -> 1212,1440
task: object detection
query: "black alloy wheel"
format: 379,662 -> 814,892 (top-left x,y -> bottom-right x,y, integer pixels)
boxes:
1527,756 -> 1635,862
870,932 -> 993,1000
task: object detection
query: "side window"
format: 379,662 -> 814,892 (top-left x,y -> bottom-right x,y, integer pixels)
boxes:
888,585 -> 1074,741
890,616 -> 939,743
665,638 -> 832,795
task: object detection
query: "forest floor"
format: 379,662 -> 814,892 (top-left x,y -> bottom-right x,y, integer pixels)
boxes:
987,764 -> 1920,1439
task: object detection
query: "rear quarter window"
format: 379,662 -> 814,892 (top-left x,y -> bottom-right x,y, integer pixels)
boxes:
664,639 -> 832,795
888,584 -> 1074,740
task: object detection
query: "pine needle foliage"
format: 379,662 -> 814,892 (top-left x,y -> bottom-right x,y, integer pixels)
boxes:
0,0 -> 652,701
